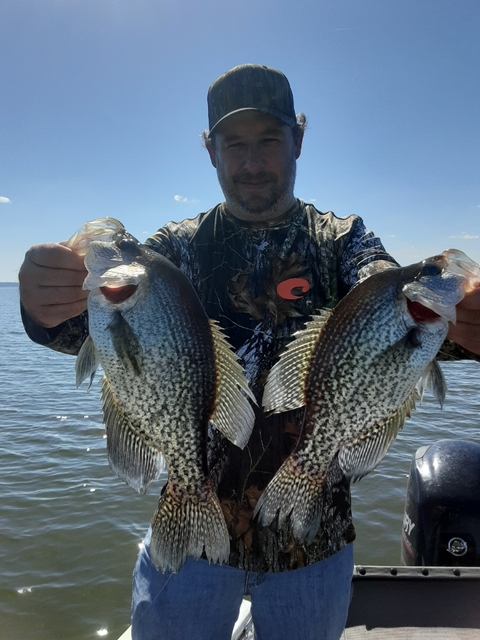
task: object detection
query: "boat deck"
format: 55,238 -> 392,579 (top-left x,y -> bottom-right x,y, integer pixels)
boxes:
343,628 -> 480,639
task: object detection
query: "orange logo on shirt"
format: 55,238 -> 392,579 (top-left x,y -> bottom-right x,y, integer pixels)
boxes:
276,278 -> 310,300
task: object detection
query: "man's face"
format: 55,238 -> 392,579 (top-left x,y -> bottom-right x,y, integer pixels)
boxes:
207,111 -> 303,223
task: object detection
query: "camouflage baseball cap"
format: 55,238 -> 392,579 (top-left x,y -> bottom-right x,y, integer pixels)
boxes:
207,64 -> 296,133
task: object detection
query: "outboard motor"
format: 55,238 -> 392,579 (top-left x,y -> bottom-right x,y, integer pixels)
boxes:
402,439 -> 480,566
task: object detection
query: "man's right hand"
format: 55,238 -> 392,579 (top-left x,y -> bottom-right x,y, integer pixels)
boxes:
19,243 -> 88,328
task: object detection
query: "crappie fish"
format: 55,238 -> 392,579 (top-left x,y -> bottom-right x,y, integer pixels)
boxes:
255,250 -> 480,545
67,218 -> 256,572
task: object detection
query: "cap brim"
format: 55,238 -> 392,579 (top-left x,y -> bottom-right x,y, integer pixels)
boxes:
209,107 -> 296,134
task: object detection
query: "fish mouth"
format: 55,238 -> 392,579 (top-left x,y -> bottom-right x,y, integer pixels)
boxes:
84,262 -> 147,292
406,299 -> 442,323
404,287 -> 456,324
100,284 -> 138,303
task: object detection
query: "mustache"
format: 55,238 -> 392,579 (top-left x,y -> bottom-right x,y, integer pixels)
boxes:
232,172 -> 278,185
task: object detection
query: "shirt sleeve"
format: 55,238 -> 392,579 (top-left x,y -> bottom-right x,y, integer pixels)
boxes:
144,223 -> 184,266
20,305 -> 89,356
339,216 -> 399,290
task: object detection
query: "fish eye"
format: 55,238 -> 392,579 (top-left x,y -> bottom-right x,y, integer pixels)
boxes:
118,237 -> 139,252
420,261 -> 442,277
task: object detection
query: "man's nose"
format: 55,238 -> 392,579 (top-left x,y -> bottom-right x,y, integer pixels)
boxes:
242,145 -> 265,172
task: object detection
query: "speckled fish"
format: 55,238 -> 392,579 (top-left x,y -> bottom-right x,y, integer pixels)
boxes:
68,218 -> 256,572
254,250 -> 480,545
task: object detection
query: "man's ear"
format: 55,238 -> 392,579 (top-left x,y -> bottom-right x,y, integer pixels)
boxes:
294,128 -> 304,160
206,141 -> 217,168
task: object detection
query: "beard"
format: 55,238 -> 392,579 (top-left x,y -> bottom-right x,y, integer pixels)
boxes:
216,156 -> 297,222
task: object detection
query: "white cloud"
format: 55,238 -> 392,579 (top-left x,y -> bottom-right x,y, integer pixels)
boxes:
0,196 -> 11,204
174,194 -> 199,204
449,233 -> 479,240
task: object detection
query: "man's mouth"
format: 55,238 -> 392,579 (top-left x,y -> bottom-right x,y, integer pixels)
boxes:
234,173 -> 274,187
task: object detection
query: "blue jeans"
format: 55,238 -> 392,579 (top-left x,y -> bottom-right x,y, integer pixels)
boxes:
132,528 -> 353,640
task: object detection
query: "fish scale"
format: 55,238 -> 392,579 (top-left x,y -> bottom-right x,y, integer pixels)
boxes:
69,217 -> 256,573
256,250 -> 480,546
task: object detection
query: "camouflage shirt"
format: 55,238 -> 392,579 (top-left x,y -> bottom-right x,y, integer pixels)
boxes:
143,200 -> 398,571
22,200 -> 399,572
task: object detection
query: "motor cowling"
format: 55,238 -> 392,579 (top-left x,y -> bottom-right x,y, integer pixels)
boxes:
402,439 -> 480,566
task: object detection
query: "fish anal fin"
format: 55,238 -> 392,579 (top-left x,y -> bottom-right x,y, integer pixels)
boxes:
209,319 -> 256,450
102,377 -> 165,493
338,391 -> 418,482
149,479 -> 230,573
108,311 -> 143,375
262,311 -> 332,415
76,335 -> 100,389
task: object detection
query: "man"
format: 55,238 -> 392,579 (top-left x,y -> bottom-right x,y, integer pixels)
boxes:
19,64 -> 480,640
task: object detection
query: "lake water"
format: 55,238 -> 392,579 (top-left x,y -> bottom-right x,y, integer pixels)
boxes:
1,285 -> 479,640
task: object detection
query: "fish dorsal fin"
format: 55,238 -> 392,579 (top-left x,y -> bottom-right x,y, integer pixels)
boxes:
107,312 -> 143,375
209,319 -> 256,450
417,360 -> 447,407
338,389 -> 418,482
262,310 -> 332,414
101,376 -> 165,494
76,335 -> 100,389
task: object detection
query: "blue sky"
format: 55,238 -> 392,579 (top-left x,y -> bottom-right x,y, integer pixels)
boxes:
1,0 -> 479,281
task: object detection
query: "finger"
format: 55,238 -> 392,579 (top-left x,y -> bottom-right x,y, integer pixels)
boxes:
455,285 -> 480,325
36,284 -> 89,306
19,244 -> 87,291
23,243 -> 87,276
447,320 -> 480,356
455,306 -> 480,326
32,298 -> 89,329
20,289 -> 89,328
457,285 -> 480,311
19,243 -> 89,327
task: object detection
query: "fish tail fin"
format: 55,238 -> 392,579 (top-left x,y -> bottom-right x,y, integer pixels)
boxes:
254,456 -> 325,546
149,480 -> 230,573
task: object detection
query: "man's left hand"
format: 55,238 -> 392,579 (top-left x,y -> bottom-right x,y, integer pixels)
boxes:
448,285 -> 480,355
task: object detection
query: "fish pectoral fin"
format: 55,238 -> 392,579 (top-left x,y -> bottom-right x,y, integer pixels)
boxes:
262,311 -> 331,414
108,311 -> 143,375
149,480 -> 230,573
209,319 -> 256,450
76,335 -> 100,388
417,360 -> 446,407
102,377 -> 165,494
338,390 -> 418,482
384,328 -> 423,354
